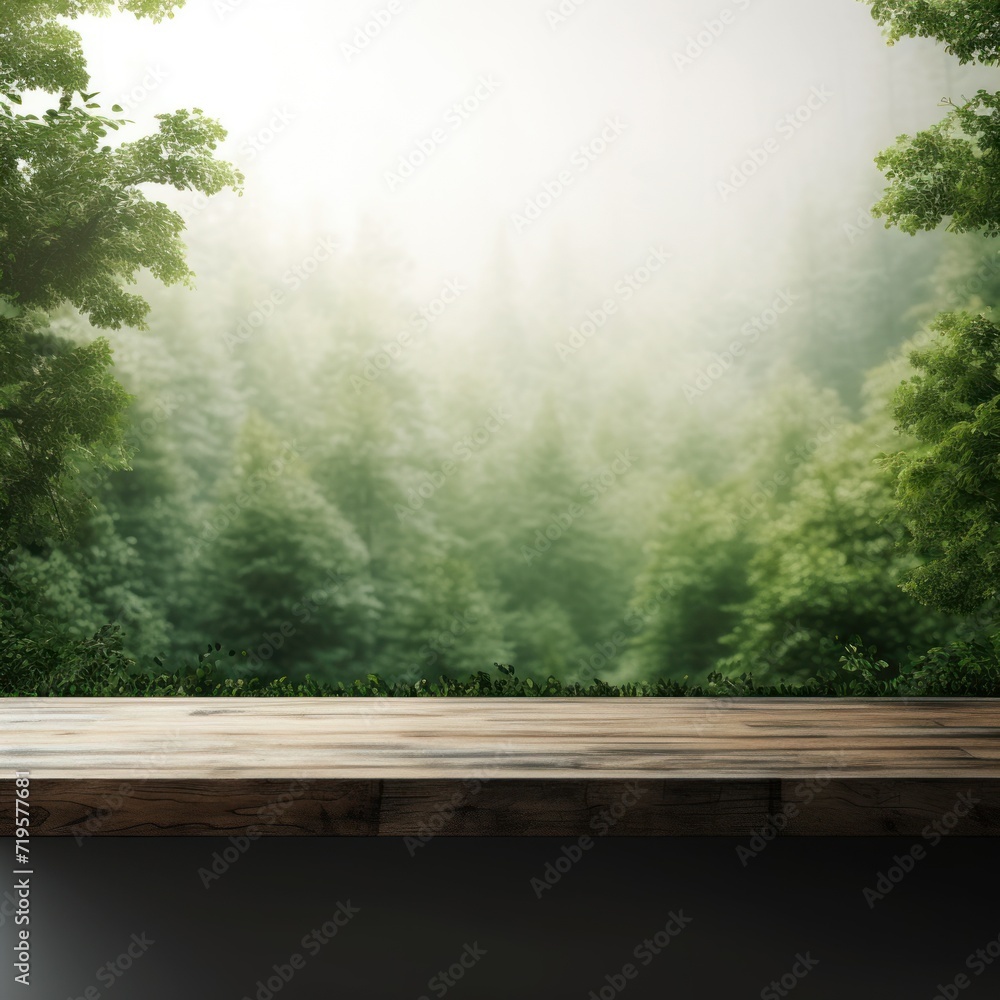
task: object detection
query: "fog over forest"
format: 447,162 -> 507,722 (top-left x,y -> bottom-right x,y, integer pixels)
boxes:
6,0 -> 1000,685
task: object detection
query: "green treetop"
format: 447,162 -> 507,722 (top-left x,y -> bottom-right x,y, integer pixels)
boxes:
866,1 -> 1000,66
864,1 -> 1000,236
866,0 -> 1000,618
883,312 -> 1000,615
0,0 -> 241,551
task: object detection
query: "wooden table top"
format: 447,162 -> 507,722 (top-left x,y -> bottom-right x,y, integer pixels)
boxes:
3,697 -> 999,780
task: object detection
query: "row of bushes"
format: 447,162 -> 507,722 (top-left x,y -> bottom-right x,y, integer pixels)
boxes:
2,616 -> 1000,696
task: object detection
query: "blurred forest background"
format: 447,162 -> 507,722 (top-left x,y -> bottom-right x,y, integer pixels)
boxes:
3,0 -> 1000,687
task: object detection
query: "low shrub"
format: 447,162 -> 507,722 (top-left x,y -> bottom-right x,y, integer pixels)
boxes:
3,627 -> 999,696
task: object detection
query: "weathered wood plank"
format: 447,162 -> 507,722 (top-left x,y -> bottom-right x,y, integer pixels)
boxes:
779,778 -> 1000,835
2,698 -> 1000,779
375,779 -> 775,837
0,779 -> 381,838
0,779 -> 774,837
3,700 -> 999,836
2,778 -> 999,837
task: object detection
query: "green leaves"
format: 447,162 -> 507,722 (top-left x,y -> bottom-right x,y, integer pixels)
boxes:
865,1 -> 1000,66
1,101 -> 242,329
0,317 -> 132,549
5,633 -> 1000,696
865,1 -> 1000,238
873,92 -> 1000,237
0,0 -> 238,559
882,313 -> 1000,614
864,2 -> 1000,620
0,3 -> 185,97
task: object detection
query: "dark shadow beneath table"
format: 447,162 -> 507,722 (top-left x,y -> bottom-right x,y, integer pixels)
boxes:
4,835 -> 998,999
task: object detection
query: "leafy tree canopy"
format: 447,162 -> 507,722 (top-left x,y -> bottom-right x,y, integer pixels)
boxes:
0,0 -> 240,550
0,0 -> 243,328
873,90 -> 1000,237
866,1 -> 1000,66
867,0 -> 1000,620
883,312 -> 1000,615
864,1 -> 1000,237
0,2 -> 184,99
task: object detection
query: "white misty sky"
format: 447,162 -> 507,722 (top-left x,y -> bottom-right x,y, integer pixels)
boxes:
73,0 -> 970,306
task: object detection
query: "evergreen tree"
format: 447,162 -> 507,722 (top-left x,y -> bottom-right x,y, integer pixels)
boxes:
191,414 -> 376,677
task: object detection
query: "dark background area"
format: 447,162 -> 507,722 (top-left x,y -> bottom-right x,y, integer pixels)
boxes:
2,836 -> 998,998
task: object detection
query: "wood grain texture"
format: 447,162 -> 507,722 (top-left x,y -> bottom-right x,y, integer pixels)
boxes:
2,698 -> 999,779
2,779 -> 999,837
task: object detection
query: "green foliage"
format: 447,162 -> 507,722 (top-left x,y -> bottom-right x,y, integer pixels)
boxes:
5,639 -> 999,697
474,395 -> 636,658
882,312 -> 1000,614
0,3 -> 183,100
6,508 -> 172,659
631,478 -> 752,681
502,601 -> 589,681
873,91 -> 1000,237
6,0 -> 1000,696
626,374 -> 960,683
865,1 -> 1000,65
900,632 -> 1000,695
0,0 -> 240,557
369,553 -> 511,682
0,316 -> 131,548
865,0 -> 1000,651
863,1 -> 1000,237
720,420 -> 956,680
0,579 -> 134,678
1,98 -> 242,328
190,414 -> 376,676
